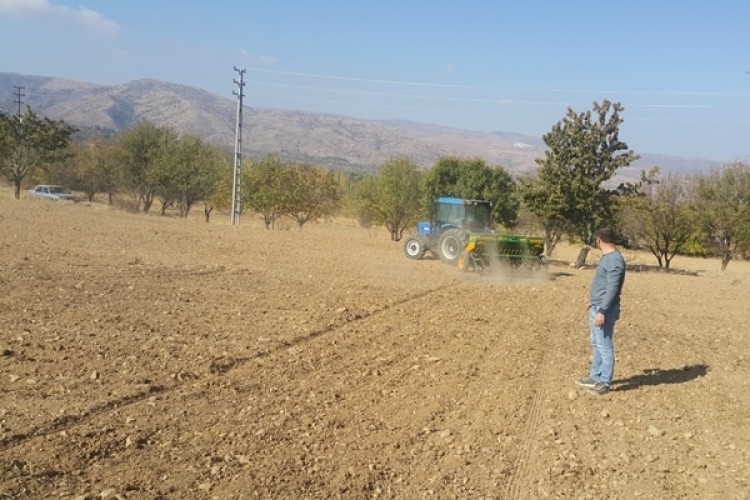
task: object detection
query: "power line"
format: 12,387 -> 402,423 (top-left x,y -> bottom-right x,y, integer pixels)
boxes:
246,79 -> 750,110
247,66 -> 750,97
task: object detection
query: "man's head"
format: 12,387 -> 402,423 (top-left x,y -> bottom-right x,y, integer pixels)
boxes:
595,227 -> 618,250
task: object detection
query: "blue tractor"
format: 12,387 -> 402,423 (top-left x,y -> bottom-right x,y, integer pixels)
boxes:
403,197 -> 494,265
404,197 -> 546,271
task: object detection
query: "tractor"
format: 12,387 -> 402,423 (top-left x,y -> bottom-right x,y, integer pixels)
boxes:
403,197 -> 546,272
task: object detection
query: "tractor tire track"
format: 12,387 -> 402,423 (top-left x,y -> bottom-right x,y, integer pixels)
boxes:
503,329 -> 552,500
0,282 -> 457,452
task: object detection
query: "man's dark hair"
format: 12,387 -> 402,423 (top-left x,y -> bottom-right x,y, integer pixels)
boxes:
596,227 -> 618,244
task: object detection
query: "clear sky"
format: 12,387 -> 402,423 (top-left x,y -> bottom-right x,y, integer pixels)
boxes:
2,0 -> 749,162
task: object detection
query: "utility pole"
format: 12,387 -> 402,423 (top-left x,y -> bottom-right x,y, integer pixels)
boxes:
230,67 -> 246,225
13,85 -> 25,115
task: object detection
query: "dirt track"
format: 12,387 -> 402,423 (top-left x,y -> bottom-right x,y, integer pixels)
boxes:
1,190 -> 749,499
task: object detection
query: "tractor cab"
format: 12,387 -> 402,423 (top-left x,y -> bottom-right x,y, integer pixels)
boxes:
418,197 -> 494,238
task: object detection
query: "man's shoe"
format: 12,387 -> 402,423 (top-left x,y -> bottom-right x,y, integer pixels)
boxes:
588,382 -> 610,396
575,377 -> 598,388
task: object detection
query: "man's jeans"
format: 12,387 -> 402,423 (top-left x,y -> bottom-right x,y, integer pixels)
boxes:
588,305 -> 618,386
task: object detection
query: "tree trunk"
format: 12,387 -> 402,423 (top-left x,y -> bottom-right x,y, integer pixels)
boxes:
721,250 -> 732,271
14,179 -> 21,200
544,232 -> 561,257
204,204 -> 213,223
575,247 -> 591,267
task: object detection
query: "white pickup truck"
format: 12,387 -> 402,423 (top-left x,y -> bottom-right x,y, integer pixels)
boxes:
27,185 -> 80,201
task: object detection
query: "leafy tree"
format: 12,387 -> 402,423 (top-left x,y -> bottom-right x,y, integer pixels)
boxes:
692,162 -> 750,270
154,135 -> 225,217
0,107 -> 76,199
152,141 -> 180,215
116,121 -> 178,213
424,155 -> 518,227
281,165 -> 340,228
519,172 -> 568,257
525,100 -> 639,263
352,158 -> 423,241
243,154 -> 287,229
205,163 -> 233,223
57,138 -> 120,203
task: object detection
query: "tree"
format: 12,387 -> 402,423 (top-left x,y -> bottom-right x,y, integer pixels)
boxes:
0,107 -> 76,199
424,155 -> 518,227
616,167 -> 662,250
352,158 -> 423,241
204,165 -> 230,222
692,162 -> 750,270
519,173 -> 568,257
154,135 -> 225,217
243,154 -> 287,229
57,138 -> 120,203
623,173 -> 695,269
281,165 -> 340,229
116,122 -> 178,213
526,100 -> 639,263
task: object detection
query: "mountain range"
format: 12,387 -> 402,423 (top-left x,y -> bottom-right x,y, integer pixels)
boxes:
0,71 -> 719,179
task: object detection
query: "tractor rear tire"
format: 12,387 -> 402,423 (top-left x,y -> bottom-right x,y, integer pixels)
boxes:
437,229 -> 468,266
403,235 -> 427,260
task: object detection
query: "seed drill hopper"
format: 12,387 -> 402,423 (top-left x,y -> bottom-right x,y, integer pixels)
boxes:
456,233 -> 546,273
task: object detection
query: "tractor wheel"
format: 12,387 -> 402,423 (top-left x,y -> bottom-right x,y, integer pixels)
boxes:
403,235 -> 427,260
437,229 -> 468,265
457,251 -> 473,272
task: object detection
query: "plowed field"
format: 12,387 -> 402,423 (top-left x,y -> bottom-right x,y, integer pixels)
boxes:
1,190 -> 749,499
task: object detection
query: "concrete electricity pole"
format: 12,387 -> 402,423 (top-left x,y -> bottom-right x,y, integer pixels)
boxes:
230,67 -> 246,225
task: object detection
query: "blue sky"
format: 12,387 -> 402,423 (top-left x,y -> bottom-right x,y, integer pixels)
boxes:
1,0 -> 749,162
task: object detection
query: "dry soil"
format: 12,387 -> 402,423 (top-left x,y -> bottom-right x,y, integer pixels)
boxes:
1,189 -> 749,499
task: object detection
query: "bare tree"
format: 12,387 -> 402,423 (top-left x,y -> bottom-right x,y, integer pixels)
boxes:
642,174 -> 695,269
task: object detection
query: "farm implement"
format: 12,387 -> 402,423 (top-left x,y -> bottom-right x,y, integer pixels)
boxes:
403,197 -> 546,273
456,233 -> 546,273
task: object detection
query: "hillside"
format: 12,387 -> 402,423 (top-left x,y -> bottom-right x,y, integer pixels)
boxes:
0,72 -> 719,176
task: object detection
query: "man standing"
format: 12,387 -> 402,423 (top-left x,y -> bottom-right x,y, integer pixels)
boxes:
576,228 -> 626,395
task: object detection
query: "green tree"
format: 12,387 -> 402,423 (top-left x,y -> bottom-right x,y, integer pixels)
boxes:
518,172 -> 569,257
205,162 -> 233,223
116,122 -> 178,213
243,154 -> 287,229
154,135 -> 225,217
424,156 -> 518,227
352,158 -> 423,241
525,100 -> 639,263
0,107 -> 76,199
281,165 -> 340,229
57,138 -> 120,203
692,162 -> 750,270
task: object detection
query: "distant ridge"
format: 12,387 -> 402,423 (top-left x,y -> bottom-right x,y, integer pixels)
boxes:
0,72 -> 720,176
